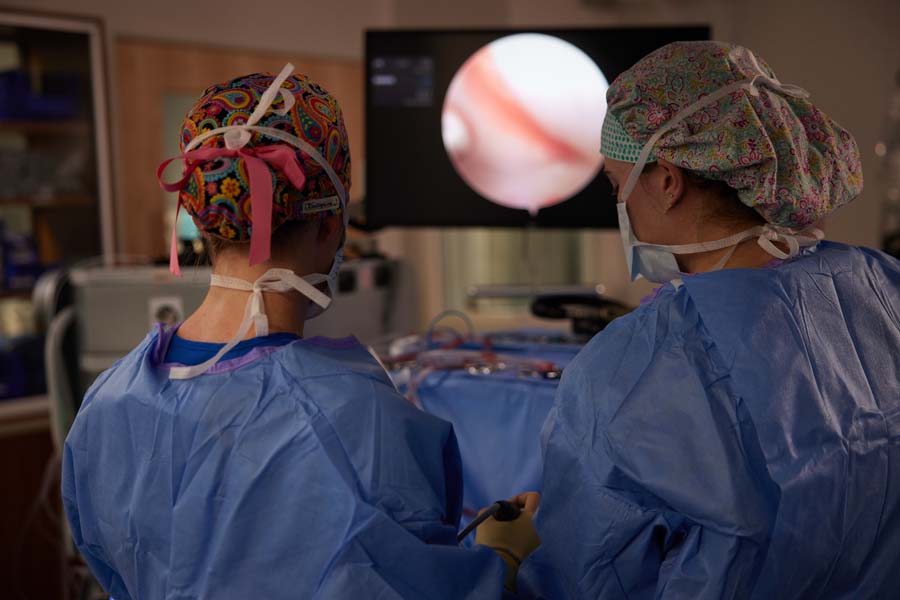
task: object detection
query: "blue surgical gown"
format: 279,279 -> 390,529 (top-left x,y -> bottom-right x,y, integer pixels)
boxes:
519,242 -> 900,599
62,328 -> 505,599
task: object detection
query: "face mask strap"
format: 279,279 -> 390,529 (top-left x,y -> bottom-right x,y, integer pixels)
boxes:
757,226 -> 823,260
168,286 -> 262,380
169,268 -> 333,380
711,243 -> 741,271
653,224 -> 822,260
640,226 -> 765,255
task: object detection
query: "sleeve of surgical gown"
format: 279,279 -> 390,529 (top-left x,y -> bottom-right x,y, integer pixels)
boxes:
62,441 -> 132,600
303,373 -> 509,599
518,300 -> 778,599
61,367 -> 135,600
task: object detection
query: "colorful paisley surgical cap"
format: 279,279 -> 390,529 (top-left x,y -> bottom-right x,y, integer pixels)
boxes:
158,65 -> 351,274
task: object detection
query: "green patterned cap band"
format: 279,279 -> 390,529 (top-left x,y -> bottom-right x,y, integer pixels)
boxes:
600,112 -> 655,163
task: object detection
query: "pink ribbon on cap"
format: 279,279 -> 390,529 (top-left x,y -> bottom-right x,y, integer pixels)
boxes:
157,144 -> 306,276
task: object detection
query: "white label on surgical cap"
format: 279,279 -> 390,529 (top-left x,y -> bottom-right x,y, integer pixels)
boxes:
302,196 -> 341,215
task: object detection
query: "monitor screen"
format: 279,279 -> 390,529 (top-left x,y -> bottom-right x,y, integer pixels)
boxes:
365,26 -> 710,228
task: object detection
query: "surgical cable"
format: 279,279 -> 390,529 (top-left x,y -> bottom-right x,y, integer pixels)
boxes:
456,500 -> 522,544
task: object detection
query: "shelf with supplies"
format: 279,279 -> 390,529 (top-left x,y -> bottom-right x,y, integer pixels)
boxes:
0,194 -> 96,208
0,119 -> 91,135
0,289 -> 32,299
0,395 -> 49,439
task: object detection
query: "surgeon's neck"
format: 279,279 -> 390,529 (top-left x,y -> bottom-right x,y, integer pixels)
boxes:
177,251 -> 316,343
677,237 -> 780,274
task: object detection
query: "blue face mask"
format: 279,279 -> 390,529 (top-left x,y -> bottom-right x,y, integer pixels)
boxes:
616,201 -> 682,283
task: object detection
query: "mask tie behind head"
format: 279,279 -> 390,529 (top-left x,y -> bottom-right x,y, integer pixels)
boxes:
167,268 -> 332,380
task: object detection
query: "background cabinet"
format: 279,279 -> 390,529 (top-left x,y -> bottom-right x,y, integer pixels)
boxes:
0,9 -> 114,598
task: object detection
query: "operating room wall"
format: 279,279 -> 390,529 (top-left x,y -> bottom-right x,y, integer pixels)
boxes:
7,0 -> 898,315
4,0 -> 391,58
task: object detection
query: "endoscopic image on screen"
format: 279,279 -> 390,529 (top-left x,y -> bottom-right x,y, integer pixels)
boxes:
441,34 -> 608,216
365,27 -> 710,228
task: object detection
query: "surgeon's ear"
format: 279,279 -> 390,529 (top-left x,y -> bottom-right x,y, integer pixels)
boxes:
656,160 -> 686,212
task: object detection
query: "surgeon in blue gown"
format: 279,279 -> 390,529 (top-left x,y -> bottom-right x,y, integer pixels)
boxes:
518,42 -> 900,598
62,67 -> 538,599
